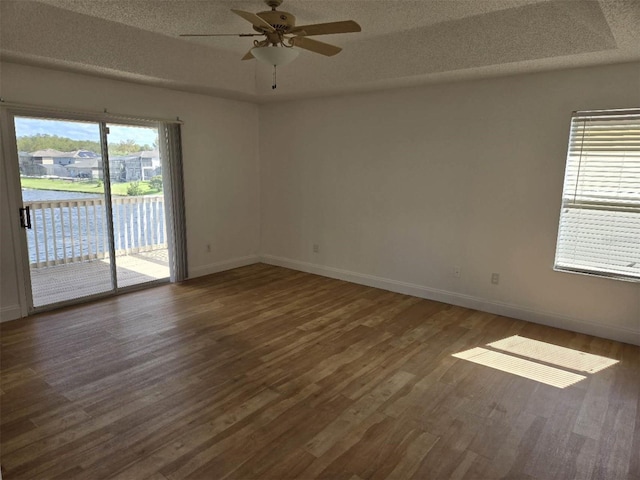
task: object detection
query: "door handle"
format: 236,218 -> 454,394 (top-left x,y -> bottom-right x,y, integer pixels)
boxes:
19,206 -> 32,229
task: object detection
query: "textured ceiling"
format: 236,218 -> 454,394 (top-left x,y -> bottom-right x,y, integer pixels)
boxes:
1,0 -> 639,102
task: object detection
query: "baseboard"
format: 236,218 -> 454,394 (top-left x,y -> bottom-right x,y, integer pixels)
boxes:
260,254 -> 640,346
0,304 -> 23,323
189,255 -> 260,279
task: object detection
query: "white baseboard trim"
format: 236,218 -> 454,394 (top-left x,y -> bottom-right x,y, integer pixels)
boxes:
189,255 -> 260,279
1,304 -> 23,323
261,255 -> 640,346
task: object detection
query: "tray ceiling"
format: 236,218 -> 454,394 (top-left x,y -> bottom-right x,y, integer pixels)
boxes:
1,0 -> 639,102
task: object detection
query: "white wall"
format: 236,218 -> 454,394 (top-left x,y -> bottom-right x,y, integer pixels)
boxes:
1,60 -> 638,345
0,62 -> 260,320
260,62 -> 640,345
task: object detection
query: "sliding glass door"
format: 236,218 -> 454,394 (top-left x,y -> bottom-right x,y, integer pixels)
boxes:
15,117 -> 114,307
10,113 -> 172,310
106,123 -> 170,288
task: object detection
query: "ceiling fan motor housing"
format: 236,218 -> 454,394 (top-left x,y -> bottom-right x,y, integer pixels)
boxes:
254,10 -> 296,33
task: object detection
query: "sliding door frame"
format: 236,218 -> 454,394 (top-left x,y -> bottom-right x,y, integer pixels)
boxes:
1,104 -> 180,315
99,122 -> 119,298
1,108 -> 31,317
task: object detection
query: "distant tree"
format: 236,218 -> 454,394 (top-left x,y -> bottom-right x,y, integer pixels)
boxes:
126,181 -> 143,196
17,134 -> 100,154
149,175 -> 163,191
20,163 -> 47,176
109,139 -> 149,156
17,134 -> 151,156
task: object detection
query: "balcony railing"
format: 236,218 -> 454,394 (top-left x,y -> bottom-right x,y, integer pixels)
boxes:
24,195 -> 167,268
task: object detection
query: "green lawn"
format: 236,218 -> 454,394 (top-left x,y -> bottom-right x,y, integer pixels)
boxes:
20,177 -> 161,196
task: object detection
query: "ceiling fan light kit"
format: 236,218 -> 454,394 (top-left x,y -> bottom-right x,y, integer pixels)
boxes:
180,0 -> 361,90
251,45 -> 299,67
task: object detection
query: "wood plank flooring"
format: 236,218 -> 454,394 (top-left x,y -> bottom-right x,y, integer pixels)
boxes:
1,263 -> 638,479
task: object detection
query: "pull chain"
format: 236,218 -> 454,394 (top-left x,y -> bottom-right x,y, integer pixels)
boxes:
272,65 -> 277,90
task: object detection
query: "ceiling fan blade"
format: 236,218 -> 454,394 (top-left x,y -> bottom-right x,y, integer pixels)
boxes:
231,9 -> 276,32
242,49 -> 255,61
180,33 -> 262,37
290,36 -> 342,56
289,20 -> 361,36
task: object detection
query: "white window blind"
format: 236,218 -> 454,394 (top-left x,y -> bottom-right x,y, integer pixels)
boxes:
554,109 -> 640,281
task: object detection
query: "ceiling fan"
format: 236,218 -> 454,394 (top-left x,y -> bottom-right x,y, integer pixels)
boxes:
180,0 -> 361,88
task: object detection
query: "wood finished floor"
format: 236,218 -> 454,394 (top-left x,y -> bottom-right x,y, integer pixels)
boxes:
1,264 -> 638,480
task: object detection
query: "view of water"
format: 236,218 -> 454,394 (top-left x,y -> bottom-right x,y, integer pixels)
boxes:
22,189 -> 103,202
22,188 -> 166,265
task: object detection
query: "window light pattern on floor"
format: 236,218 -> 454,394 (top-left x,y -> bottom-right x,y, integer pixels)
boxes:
453,335 -> 618,389
487,335 -> 619,374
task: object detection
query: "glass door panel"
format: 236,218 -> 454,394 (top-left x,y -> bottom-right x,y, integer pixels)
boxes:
106,123 -> 170,288
14,116 -> 114,307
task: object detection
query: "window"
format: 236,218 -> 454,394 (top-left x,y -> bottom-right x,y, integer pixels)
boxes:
554,109 -> 640,281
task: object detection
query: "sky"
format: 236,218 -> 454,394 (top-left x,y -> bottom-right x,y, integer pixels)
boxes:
14,117 -> 158,146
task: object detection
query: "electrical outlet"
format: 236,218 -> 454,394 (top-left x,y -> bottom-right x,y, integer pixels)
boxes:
453,266 -> 461,278
491,273 -> 500,285
313,244 -> 319,253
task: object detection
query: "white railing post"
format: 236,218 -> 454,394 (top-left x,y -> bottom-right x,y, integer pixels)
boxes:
42,204 -> 50,267
68,202 -> 76,262
60,203 -> 67,265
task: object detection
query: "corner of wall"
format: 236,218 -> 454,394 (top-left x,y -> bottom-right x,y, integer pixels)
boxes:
0,305 -> 22,323
189,255 -> 261,279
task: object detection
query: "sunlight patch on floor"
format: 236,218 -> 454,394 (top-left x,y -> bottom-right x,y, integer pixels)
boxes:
453,347 -> 586,388
453,335 -> 619,389
487,335 -> 619,373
